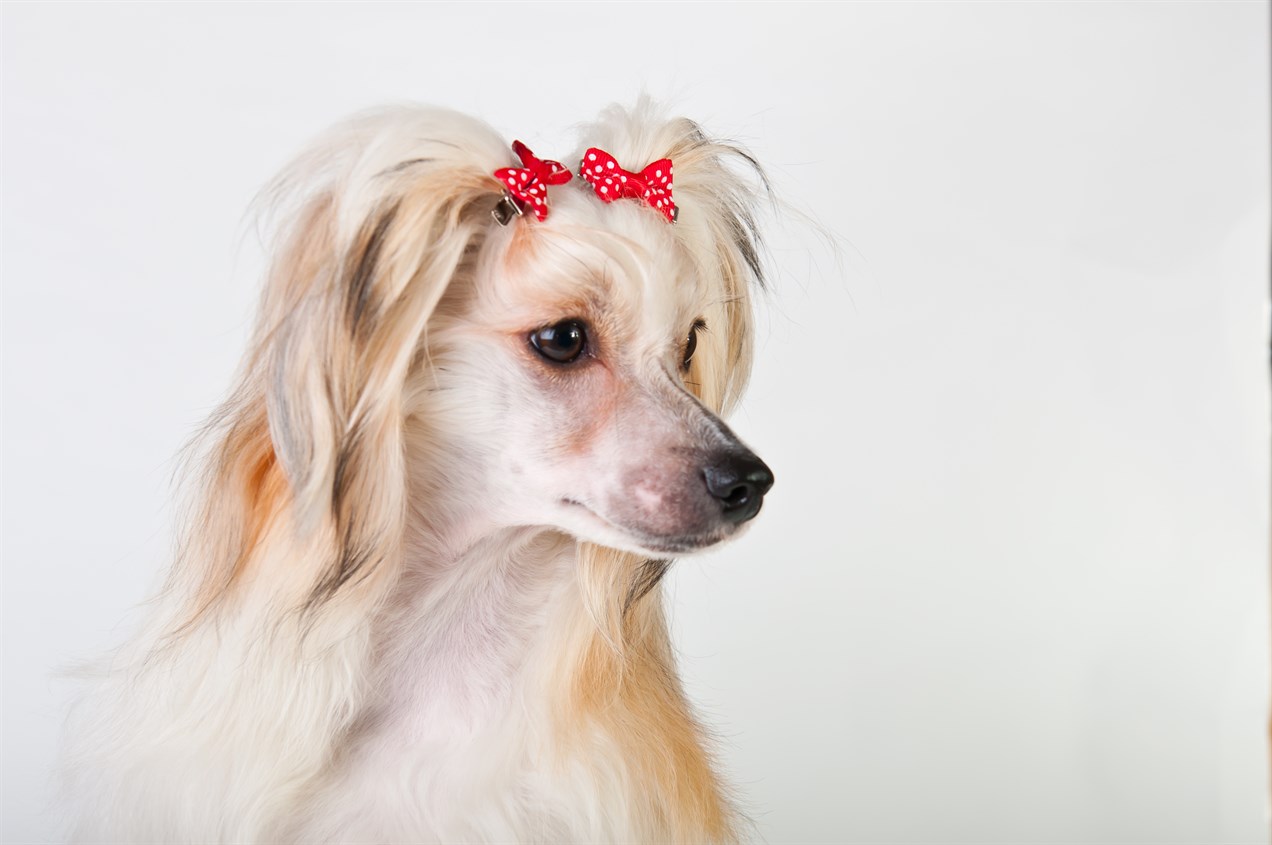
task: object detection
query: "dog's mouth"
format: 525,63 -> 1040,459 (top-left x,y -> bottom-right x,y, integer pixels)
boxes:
559,497 -> 731,554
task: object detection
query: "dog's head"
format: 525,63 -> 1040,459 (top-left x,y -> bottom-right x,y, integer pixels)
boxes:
421,141 -> 773,557
254,103 -> 771,599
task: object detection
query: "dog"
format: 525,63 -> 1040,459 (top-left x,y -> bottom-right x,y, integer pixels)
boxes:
63,100 -> 774,843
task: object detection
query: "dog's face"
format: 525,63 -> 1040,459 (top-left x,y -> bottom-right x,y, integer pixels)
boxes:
413,191 -> 772,556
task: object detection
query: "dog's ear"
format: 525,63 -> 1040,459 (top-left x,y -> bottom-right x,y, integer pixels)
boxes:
253,110 -> 510,607
657,119 -> 770,417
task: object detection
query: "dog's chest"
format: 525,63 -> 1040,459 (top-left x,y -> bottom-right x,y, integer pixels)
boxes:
295,545 -> 599,840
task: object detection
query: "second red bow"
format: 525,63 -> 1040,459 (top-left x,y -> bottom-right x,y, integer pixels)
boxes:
580,148 -> 677,223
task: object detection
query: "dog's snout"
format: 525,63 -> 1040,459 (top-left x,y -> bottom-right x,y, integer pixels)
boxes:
703,452 -> 774,524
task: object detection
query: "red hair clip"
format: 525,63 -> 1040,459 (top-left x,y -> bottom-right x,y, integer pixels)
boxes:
579,148 -> 677,223
492,141 -> 573,224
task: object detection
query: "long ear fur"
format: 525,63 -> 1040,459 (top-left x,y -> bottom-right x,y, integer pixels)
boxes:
177,108 -> 511,623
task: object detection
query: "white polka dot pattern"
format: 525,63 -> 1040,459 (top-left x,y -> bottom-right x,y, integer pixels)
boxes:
578,147 -> 677,223
492,140 -> 573,222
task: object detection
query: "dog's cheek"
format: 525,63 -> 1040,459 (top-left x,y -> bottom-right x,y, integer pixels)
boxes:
468,351 -> 613,508
530,362 -> 622,462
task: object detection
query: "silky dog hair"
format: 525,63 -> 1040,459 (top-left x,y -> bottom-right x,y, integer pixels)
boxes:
63,101 -> 772,842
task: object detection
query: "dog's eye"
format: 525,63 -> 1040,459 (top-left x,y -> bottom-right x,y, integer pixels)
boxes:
530,320 -> 588,364
682,319 -> 706,372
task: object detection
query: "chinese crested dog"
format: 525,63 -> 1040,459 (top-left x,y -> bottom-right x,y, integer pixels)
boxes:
64,100 -> 774,843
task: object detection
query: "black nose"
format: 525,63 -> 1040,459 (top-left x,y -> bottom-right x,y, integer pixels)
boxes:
703,452 -> 774,524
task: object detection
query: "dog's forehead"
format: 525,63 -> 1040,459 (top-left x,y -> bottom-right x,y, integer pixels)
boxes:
481,194 -> 706,336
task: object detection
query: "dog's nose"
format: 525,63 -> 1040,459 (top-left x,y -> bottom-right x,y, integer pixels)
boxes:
703,451 -> 774,524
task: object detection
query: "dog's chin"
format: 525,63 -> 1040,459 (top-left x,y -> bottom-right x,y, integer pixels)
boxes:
555,498 -> 742,557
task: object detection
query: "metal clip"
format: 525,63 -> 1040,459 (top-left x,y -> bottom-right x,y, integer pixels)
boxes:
491,192 -> 524,226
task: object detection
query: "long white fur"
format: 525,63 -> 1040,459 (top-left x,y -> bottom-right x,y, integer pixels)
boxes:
62,101 -> 770,843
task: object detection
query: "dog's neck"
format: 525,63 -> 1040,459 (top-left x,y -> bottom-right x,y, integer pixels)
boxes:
366,516 -> 574,740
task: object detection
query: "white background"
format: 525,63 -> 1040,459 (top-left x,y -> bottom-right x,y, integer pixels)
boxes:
3,2 -> 1268,842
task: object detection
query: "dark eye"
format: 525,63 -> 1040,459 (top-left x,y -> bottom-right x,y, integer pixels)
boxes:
682,318 -> 706,372
530,320 -> 588,364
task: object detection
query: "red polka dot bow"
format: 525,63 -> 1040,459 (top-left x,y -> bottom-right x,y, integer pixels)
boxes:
580,148 -> 677,223
493,140 -> 573,222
